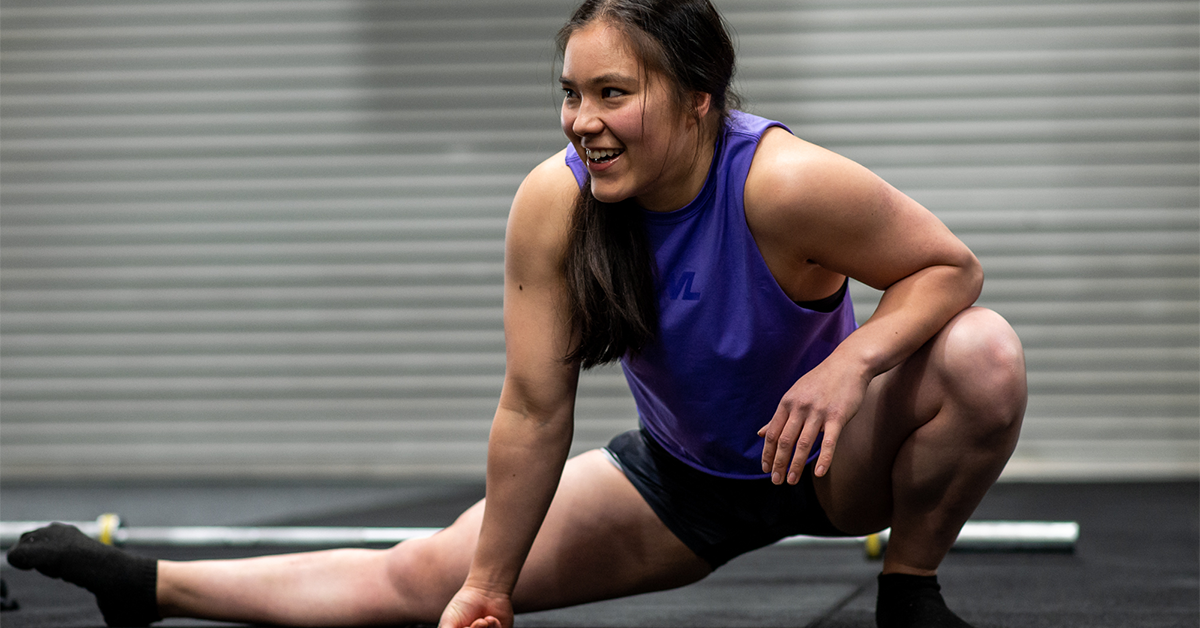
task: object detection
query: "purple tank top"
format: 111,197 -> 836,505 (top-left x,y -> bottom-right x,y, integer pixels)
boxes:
565,111 -> 858,478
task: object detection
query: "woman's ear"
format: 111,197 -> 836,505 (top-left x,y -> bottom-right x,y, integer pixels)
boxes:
693,91 -> 712,120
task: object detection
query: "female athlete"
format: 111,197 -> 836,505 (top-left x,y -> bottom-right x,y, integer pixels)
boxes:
8,2 -> 1026,627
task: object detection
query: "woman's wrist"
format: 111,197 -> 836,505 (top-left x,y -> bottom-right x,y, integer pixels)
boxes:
461,561 -> 520,598
460,576 -> 514,598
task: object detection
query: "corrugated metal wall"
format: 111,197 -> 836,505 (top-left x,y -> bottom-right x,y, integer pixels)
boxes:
2,0 -> 1196,481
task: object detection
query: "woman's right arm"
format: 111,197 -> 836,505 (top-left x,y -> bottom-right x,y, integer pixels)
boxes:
438,150 -> 582,628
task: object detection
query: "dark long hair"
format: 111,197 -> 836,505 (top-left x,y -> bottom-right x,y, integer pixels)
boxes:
557,0 -> 740,368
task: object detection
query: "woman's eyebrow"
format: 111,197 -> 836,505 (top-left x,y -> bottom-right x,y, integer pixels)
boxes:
559,72 -> 638,87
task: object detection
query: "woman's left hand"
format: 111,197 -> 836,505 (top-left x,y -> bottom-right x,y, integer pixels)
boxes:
758,354 -> 872,484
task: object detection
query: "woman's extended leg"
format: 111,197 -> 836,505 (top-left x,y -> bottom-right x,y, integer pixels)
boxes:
153,449 -> 710,626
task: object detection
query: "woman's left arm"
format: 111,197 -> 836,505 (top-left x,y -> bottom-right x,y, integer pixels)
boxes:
748,128 -> 983,484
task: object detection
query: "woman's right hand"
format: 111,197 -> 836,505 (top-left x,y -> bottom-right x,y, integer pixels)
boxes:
437,584 -> 513,628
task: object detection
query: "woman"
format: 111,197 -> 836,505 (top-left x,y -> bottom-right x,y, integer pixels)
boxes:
7,2 -> 1026,627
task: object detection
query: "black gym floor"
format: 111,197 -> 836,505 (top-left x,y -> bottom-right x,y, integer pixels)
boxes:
1,481 -> 1196,628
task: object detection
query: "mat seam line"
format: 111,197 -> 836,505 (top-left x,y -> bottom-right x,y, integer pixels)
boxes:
802,576 -> 874,628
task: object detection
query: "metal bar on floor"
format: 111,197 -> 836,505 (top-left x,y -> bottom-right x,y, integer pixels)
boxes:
0,516 -> 1078,559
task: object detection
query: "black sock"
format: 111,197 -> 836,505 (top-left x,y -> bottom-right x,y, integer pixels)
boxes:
876,573 -> 973,628
6,523 -> 160,627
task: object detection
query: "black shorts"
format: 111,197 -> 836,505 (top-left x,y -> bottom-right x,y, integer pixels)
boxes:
604,429 -> 846,569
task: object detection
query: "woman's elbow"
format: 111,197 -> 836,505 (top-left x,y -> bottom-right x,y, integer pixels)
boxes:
957,248 -> 985,303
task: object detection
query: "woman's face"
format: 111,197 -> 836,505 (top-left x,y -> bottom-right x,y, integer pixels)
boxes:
560,21 -> 707,212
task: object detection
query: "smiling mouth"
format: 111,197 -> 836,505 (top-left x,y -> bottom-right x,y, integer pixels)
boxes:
585,147 -> 625,163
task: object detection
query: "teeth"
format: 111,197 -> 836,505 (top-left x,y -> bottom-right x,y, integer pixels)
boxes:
585,148 -> 623,161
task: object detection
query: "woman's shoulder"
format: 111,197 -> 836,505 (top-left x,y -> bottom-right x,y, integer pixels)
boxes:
516,148 -> 580,208
745,128 -> 885,221
506,148 -> 579,255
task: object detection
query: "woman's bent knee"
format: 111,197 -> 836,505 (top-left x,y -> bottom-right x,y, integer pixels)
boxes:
938,308 -> 1027,435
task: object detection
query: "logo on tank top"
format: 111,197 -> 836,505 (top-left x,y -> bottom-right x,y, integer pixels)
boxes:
667,271 -> 702,301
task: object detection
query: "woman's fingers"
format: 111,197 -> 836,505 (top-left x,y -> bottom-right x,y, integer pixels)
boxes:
762,403 -> 849,484
758,406 -> 788,473
766,407 -> 805,482
813,421 -> 841,477
762,403 -> 822,485
785,418 -> 824,484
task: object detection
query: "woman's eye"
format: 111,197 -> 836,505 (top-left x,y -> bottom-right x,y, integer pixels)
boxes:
562,88 -> 578,99
601,87 -> 623,98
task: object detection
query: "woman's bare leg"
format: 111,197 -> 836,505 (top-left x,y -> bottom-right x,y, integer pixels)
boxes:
814,307 -> 1027,571
810,307 -> 1024,627
156,449 -> 710,626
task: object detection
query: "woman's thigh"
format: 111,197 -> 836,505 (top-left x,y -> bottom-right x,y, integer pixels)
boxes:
389,449 -> 711,618
514,449 -> 712,610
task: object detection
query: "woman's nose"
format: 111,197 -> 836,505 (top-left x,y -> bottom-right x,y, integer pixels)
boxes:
572,98 -> 603,137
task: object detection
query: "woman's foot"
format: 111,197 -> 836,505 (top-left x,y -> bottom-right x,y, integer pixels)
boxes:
876,573 -> 973,628
7,523 -> 160,626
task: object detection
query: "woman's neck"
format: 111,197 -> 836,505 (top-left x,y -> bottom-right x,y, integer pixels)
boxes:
636,122 -> 719,213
